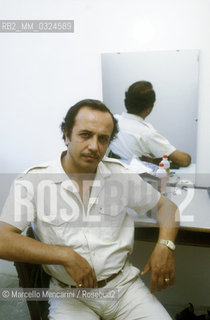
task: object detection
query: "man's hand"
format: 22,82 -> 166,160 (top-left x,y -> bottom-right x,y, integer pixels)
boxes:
63,248 -> 98,288
141,244 -> 175,293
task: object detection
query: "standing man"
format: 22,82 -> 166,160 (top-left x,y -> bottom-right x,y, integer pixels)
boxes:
0,99 -> 179,319
109,81 -> 191,167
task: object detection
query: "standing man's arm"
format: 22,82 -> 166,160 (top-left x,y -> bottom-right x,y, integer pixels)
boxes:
142,129 -> 191,167
0,222 -> 98,288
141,195 -> 179,293
168,150 -> 191,167
140,150 -> 191,167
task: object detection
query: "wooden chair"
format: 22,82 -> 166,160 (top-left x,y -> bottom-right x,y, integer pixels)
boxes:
14,226 -> 50,320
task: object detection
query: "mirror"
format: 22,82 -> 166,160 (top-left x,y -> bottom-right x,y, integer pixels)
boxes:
101,50 -> 199,165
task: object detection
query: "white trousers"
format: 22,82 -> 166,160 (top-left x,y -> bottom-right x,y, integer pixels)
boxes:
49,266 -> 172,320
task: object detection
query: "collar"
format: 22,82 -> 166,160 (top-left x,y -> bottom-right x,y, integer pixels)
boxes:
45,151 -> 69,184
121,112 -> 145,123
97,159 -> 112,178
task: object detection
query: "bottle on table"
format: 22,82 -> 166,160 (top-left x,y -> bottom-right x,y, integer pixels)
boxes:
156,162 -> 167,194
160,154 -> 170,176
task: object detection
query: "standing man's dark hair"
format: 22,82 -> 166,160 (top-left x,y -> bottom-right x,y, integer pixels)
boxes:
61,99 -> 118,143
124,81 -> 156,115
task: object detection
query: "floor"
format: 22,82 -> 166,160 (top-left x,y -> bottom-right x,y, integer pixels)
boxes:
0,274 -> 30,319
0,273 -> 207,320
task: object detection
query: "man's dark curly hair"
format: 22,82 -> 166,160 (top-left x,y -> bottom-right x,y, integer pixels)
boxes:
61,99 -> 118,144
124,81 -> 156,115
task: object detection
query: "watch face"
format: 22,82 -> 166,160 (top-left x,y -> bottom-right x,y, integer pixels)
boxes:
168,241 -> 175,250
159,239 -> 175,250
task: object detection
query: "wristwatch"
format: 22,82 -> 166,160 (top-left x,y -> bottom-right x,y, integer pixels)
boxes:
158,239 -> 176,251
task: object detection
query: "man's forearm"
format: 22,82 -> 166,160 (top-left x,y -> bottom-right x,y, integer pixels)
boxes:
0,222 -> 69,265
156,195 -> 179,242
140,155 -> 162,166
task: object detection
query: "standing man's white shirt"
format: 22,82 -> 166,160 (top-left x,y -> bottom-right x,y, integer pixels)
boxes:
110,112 -> 176,162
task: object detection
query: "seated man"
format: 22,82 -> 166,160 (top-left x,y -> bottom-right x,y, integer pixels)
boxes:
109,81 -> 191,167
0,99 -> 179,320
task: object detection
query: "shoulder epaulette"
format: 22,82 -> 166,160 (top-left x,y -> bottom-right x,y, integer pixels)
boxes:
103,156 -> 129,168
18,164 -> 49,178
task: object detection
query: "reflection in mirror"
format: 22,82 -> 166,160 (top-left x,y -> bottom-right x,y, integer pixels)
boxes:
101,50 -> 199,170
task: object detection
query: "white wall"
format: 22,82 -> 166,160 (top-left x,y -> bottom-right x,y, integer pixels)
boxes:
0,0 -> 209,308
0,0 -> 210,173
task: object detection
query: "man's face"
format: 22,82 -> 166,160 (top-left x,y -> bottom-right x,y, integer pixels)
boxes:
65,106 -> 114,173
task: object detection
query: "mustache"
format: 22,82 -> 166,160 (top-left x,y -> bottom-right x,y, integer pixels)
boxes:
81,152 -> 100,159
